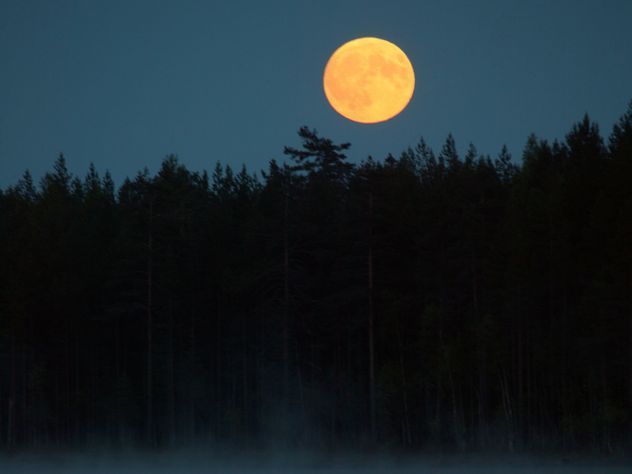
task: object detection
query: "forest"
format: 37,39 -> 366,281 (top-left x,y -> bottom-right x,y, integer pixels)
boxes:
0,103 -> 631,455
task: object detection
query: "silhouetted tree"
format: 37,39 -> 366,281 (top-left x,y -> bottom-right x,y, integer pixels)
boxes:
1,107 -> 631,453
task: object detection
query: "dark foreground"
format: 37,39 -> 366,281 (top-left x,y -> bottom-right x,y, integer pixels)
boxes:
0,451 -> 630,474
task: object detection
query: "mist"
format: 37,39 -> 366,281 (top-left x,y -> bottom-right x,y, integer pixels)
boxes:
0,449 -> 630,474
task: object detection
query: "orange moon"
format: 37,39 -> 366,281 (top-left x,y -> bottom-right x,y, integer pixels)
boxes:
323,37 -> 415,124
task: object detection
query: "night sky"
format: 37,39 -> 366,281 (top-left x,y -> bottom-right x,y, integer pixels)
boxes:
1,0 -> 631,188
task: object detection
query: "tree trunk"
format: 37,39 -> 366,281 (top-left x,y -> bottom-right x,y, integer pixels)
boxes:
7,332 -> 15,449
146,199 -> 154,446
472,252 -> 488,447
283,192 -> 290,410
500,367 -> 515,452
517,317 -> 524,448
628,264 -> 632,433
168,299 -> 176,446
189,309 -> 196,440
242,312 -> 248,437
396,316 -> 411,447
296,340 -> 305,434
257,306 -> 265,436
215,293 -> 222,437
601,353 -> 611,452
448,361 -> 464,450
21,350 -> 28,445
368,192 -> 376,443
629,264 -> 632,436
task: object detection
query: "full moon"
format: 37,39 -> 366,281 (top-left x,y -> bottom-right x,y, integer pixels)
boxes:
323,37 -> 415,124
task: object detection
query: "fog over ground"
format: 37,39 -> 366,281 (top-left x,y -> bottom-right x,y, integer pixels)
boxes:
0,450 -> 629,474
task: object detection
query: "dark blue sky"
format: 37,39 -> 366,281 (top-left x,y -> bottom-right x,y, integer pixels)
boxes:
1,0 -> 631,188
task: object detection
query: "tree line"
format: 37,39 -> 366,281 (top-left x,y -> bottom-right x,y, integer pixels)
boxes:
1,103 -> 631,453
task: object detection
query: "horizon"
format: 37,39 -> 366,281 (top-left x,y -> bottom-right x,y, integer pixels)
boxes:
3,102 -> 630,192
